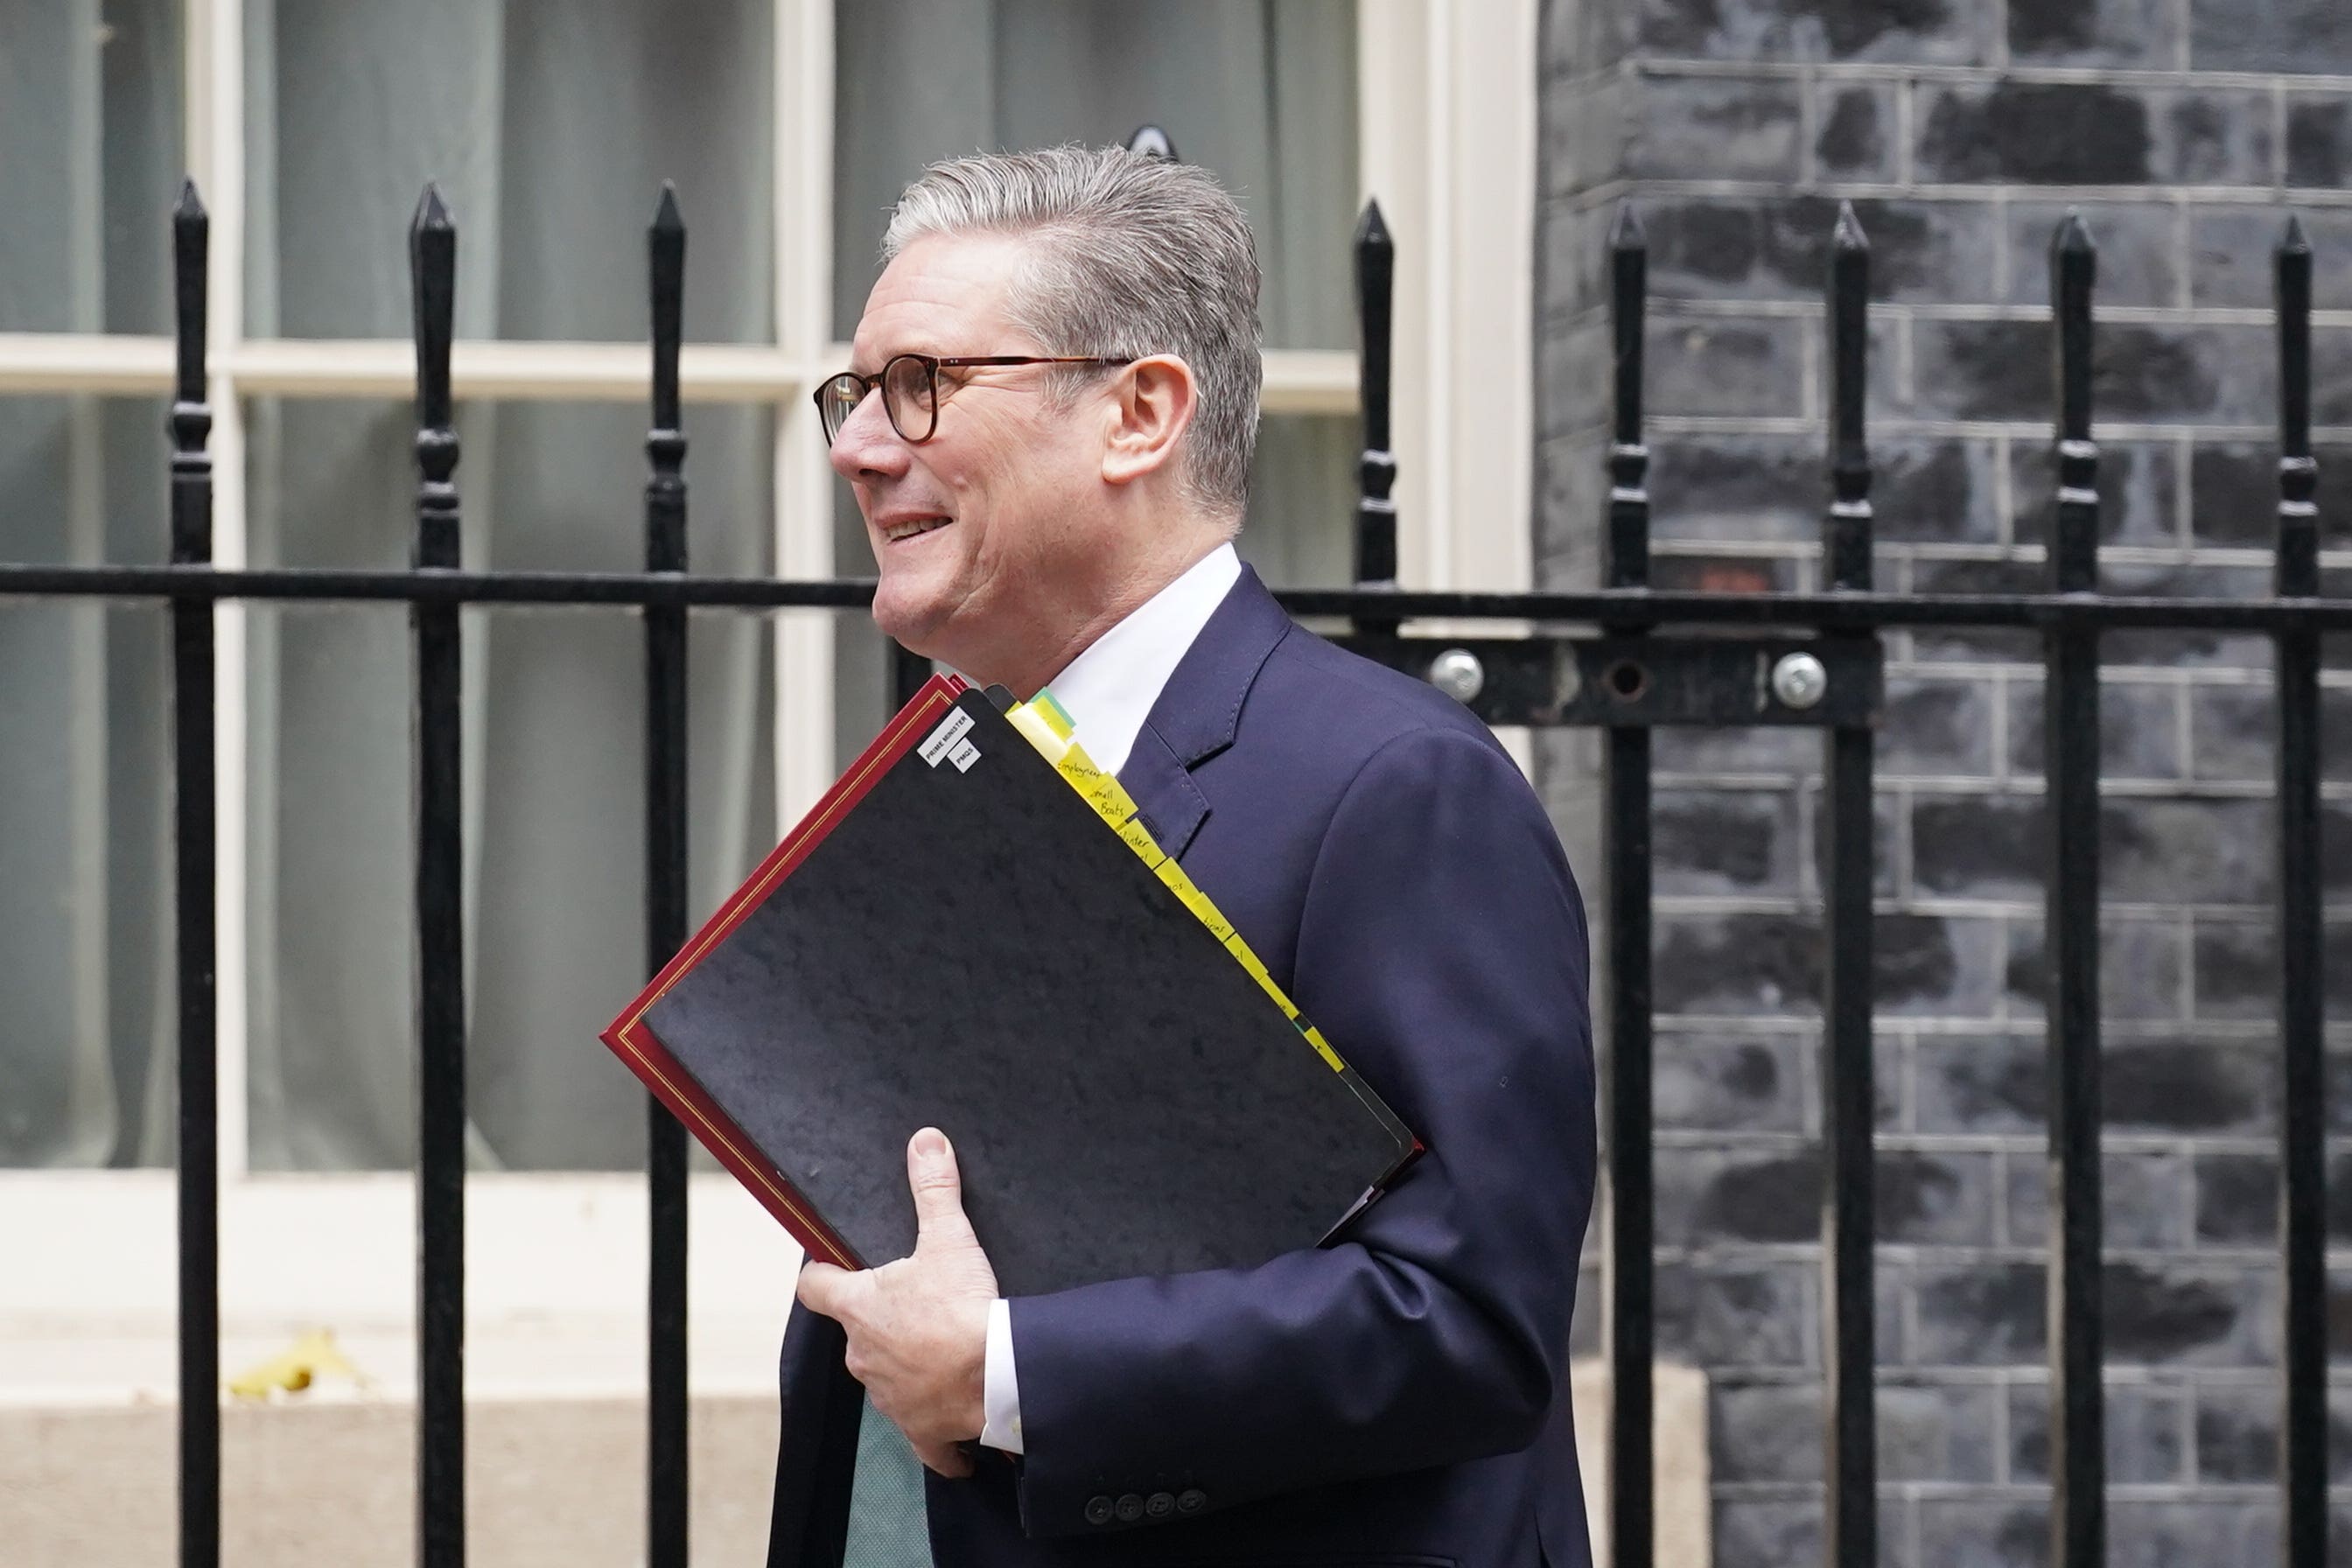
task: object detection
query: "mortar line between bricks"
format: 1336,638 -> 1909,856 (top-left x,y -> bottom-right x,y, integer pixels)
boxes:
1571,293 -> 2352,329
1658,1241 -> 2351,1265
1651,889 -> 2352,917
1886,663 -> 2352,690
1551,180 -> 1635,219
1639,415 -> 2352,441
1655,776 -> 2352,808
1647,1130 -> 2307,1155
1700,1366 -> 2344,1390
2171,198 -> 2194,313
1632,57 -> 2352,92
1711,1480 -> 2352,1500
2272,79 -> 2290,194
1575,297 -> 2352,327
1992,1362 -> 2014,1485
1604,177 -> 2352,205
1536,62 -> 1634,94
1798,61 -> 1818,190
1654,1012 -> 2352,1043
1649,536 -> 2352,570
2171,429 -> 2194,548
1896,72 -> 1916,191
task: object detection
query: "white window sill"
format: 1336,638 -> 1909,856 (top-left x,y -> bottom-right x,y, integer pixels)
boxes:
0,1169 -> 804,1405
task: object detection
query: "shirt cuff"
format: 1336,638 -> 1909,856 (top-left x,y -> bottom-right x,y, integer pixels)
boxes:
980,1297 -> 1024,1454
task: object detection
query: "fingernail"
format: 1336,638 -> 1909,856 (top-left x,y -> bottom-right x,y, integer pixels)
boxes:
913,1128 -> 948,1162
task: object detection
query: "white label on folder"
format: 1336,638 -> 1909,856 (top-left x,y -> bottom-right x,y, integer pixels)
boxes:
920,708 -> 975,766
949,738 -> 981,772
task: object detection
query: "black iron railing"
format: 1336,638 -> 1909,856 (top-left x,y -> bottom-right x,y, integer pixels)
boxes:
0,173 -> 2334,1568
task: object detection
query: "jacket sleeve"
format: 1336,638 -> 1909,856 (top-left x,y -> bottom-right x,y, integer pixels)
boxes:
1005,724 -> 1597,1536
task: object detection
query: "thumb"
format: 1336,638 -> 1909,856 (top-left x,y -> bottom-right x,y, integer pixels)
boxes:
796,1259 -> 860,1322
906,1128 -> 977,1250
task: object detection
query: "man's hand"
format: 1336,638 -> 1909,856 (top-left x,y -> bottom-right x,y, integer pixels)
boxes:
797,1128 -> 998,1477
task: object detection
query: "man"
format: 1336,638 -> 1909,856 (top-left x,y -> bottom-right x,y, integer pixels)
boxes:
771,145 -> 1595,1567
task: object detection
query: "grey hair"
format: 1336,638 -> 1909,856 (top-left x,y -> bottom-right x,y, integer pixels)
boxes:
881,145 -> 1264,519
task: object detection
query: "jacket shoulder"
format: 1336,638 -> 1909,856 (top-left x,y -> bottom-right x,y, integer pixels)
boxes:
1241,623 -> 1512,779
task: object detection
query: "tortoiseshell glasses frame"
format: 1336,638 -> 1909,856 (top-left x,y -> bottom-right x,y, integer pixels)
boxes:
814,353 -> 1135,445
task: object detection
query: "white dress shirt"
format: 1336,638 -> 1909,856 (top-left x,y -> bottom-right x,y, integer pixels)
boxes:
977,541 -> 1242,1455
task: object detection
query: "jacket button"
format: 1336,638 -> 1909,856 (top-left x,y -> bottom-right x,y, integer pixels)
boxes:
1083,1496 -> 1114,1526
1176,1488 -> 1208,1515
1116,1494 -> 1145,1522
1145,1491 -> 1176,1519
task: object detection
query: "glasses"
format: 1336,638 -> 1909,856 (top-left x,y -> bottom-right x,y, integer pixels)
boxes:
814,353 -> 1133,445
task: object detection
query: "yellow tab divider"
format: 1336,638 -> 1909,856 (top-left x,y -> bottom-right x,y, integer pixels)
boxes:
1006,690 -> 1348,1074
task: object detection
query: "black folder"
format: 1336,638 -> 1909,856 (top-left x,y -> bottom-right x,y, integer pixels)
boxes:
603,676 -> 1417,1297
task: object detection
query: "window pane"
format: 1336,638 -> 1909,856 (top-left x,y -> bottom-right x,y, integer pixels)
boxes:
0,394 -> 177,1167
0,600 -> 175,1168
242,396 -> 777,1170
0,0 -> 183,333
832,0 -> 1359,350
1242,414 -> 1358,590
245,0 -> 774,343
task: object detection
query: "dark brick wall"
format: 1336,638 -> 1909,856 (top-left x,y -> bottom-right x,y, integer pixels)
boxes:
1535,0 -> 2352,1560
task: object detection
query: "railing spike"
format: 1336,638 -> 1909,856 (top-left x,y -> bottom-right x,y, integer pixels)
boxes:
171,185 -> 211,416
405,172 -> 466,1568
164,170 -> 220,1568
648,186 -> 686,440
1832,199 -> 1868,251
1608,198 -> 1645,251
2043,199 -> 2104,1568
1825,201 -> 1872,592
1607,201 -> 1649,593
1126,123 -> 1175,160
1353,194 -> 1397,624
2272,200 -> 2327,1568
2053,208 -> 2096,257
410,186 -> 458,452
642,173 -> 692,1568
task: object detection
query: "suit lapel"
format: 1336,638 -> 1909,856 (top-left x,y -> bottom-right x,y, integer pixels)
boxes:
1117,722 -> 1209,860
1116,565 -> 1294,862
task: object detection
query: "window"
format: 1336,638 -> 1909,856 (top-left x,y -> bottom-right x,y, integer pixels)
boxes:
0,0 -> 1534,1179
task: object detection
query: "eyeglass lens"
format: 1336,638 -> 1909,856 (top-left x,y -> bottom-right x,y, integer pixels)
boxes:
882,356 -> 937,441
819,355 -> 942,446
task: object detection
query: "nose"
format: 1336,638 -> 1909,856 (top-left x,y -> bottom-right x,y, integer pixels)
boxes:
828,386 -> 911,483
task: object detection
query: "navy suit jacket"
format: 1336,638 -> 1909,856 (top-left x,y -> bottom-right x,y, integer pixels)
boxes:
769,567 -> 1596,1568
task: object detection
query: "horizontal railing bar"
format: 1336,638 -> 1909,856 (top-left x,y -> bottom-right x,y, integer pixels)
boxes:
15,565 -> 2352,630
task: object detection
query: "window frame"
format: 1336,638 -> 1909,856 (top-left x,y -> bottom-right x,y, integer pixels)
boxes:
0,0 -> 1536,1346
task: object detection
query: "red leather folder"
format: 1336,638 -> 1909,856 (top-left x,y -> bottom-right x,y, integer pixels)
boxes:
598,675 -> 1415,1297
603,674 -> 975,1267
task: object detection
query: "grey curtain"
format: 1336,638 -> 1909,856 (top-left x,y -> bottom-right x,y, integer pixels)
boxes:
3,0 -> 1360,1174
240,0 -> 778,1169
0,0 -> 182,1166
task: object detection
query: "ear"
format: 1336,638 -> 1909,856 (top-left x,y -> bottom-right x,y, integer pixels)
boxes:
1099,354 -> 1197,488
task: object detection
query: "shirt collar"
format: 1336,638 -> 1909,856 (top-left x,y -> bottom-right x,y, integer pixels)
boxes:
1040,542 -> 1242,775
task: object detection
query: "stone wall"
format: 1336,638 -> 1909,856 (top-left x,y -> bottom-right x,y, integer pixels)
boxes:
1534,0 -> 2352,1560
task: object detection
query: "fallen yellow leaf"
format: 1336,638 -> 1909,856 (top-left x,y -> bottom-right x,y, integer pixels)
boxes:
226,1329 -> 368,1400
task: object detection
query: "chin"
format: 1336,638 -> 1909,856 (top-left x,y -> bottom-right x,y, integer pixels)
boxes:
870,583 -> 950,661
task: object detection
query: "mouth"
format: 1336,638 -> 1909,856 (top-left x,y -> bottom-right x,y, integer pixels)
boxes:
879,514 -> 953,545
